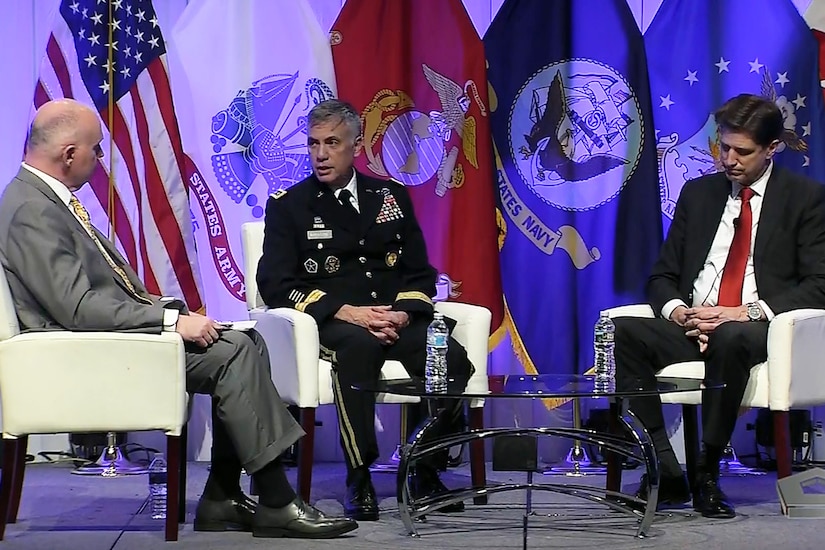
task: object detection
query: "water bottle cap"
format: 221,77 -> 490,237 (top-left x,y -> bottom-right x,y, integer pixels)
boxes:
433,311 -> 444,319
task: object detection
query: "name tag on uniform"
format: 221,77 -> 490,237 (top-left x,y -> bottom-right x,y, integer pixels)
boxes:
307,229 -> 333,240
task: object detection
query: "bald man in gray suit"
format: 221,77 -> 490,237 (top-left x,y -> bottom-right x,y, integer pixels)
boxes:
0,99 -> 356,540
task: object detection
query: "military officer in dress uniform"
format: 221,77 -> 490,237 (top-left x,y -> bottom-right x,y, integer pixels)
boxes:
257,99 -> 474,521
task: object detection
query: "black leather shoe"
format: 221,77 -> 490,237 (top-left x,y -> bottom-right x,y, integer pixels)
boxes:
193,493 -> 257,532
344,472 -> 379,521
694,474 -> 735,518
252,497 -> 358,539
411,468 -> 465,513
635,473 -> 692,508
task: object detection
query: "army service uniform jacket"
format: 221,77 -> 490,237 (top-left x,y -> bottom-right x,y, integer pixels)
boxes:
257,171 -> 437,323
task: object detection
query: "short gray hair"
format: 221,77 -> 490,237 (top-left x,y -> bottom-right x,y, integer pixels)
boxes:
308,99 -> 361,141
27,110 -> 80,151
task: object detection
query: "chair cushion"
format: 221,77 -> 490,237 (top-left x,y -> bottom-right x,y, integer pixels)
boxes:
317,359 -> 421,405
657,360 -> 769,408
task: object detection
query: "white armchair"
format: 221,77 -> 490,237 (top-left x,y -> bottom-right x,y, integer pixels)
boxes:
241,221 -> 490,502
604,304 -> 825,481
0,267 -> 188,541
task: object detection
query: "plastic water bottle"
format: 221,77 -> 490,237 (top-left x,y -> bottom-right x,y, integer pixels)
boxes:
425,312 -> 449,393
593,312 -> 616,393
148,453 -> 168,519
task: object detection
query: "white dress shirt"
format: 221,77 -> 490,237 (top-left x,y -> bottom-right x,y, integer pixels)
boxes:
662,162 -> 775,321
333,170 -> 360,213
20,162 -> 179,330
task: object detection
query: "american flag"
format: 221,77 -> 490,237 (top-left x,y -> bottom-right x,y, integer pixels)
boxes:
32,0 -> 204,311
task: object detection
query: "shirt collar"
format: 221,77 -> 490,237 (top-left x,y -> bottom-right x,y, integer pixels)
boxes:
21,162 -> 73,206
333,169 -> 359,203
731,161 -> 772,199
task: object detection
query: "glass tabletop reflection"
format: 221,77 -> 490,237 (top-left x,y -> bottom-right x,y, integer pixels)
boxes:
353,373 -> 717,399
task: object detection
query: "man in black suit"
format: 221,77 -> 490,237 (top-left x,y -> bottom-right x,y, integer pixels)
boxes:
615,94 -> 825,518
257,99 -> 474,521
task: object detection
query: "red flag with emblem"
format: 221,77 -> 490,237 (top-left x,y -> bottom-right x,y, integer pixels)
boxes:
816,30 -> 825,102
331,0 -> 504,343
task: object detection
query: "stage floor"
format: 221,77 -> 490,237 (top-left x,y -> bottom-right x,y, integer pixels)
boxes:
0,461 -> 820,549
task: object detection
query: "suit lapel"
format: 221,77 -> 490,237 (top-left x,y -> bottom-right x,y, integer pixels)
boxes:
692,174 -> 731,272
358,175 -> 385,235
754,168 -> 787,268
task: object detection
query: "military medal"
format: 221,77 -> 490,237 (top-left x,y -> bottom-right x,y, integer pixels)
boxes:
304,258 -> 318,274
375,192 -> 404,224
385,251 -> 398,267
325,256 -> 340,273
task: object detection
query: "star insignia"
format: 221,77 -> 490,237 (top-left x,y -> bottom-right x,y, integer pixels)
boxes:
684,70 -> 698,86
715,57 -> 730,73
792,94 -> 806,109
775,72 -> 789,87
748,58 -> 764,73
659,95 -> 675,110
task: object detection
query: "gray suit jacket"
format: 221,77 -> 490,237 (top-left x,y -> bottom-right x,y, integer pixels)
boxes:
0,167 -> 167,332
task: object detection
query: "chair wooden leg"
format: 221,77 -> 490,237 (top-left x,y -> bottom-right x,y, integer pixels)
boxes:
165,435 -> 181,542
605,400 -> 623,493
0,439 -> 21,540
8,435 -> 28,524
773,410 -> 793,479
682,404 -> 700,500
468,407 -> 487,505
297,408 -> 316,502
178,426 -> 187,523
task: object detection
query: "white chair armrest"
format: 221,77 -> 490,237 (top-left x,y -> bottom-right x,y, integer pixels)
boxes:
435,302 -> 491,408
249,307 -> 322,408
0,332 -> 186,436
766,309 -> 825,411
602,304 -> 655,319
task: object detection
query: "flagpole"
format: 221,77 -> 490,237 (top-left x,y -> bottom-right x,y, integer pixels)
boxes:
106,0 -> 115,242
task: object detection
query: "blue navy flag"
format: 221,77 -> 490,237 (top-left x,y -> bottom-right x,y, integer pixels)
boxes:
485,0 -> 662,376
647,0 -> 825,232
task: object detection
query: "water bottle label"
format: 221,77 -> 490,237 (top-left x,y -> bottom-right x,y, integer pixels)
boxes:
149,471 -> 167,485
430,333 -> 448,347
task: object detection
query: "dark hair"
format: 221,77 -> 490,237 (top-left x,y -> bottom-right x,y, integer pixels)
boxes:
713,94 -> 783,147
308,99 -> 361,141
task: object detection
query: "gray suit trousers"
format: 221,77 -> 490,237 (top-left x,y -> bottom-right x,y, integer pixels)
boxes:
184,329 -> 304,474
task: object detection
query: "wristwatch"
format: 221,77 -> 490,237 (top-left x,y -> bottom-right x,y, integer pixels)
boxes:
746,302 -> 762,322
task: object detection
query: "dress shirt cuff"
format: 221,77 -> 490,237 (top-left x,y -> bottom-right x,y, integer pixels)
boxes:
662,299 -> 688,321
757,300 -> 775,321
162,309 -> 179,332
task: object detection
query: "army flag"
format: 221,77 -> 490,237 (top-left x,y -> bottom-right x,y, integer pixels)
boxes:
485,0 -> 663,375
330,0 -> 504,342
646,0 -> 825,233
171,0 -> 336,320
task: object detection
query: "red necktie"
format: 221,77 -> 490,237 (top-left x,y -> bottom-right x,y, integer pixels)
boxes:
717,187 -> 755,307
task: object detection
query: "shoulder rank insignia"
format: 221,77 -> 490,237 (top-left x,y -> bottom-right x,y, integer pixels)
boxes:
271,189 -> 287,200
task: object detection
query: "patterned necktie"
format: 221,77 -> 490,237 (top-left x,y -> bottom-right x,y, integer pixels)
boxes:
69,196 -> 152,305
717,187 -> 755,307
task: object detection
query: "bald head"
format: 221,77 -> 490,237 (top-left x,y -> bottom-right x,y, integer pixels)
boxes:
25,99 -> 103,191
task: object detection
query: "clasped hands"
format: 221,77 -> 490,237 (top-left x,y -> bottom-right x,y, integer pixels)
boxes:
335,304 -> 409,345
671,305 -> 748,352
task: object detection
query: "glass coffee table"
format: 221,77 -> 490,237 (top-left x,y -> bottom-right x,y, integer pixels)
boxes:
355,374 -> 718,540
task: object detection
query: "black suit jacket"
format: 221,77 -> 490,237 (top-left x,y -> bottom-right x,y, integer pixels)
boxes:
647,167 -> 825,316
256,171 -> 437,324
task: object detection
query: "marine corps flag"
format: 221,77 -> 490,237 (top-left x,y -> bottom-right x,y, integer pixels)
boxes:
330,0 -> 504,342
485,0 -> 662,375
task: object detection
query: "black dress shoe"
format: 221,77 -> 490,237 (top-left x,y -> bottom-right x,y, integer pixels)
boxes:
252,497 -> 358,539
694,474 -> 735,518
635,473 -> 691,508
344,473 -> 379,521
411,468 -> 465,513
193,492 -> 257,532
